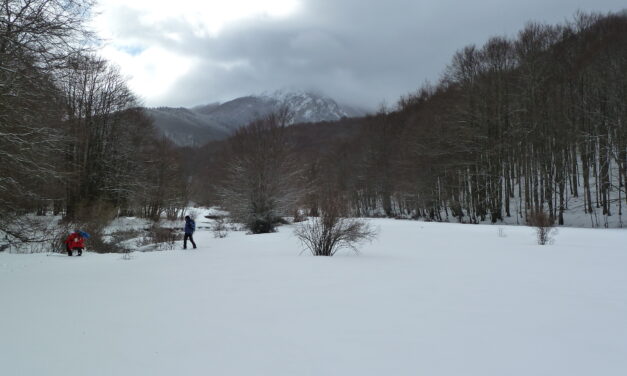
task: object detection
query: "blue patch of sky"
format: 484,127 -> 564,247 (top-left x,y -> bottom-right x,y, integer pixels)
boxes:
118,45 -> 145,56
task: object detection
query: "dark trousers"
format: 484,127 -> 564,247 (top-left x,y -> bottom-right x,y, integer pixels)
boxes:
184,233 -> 196,249
67,247 -> 83,256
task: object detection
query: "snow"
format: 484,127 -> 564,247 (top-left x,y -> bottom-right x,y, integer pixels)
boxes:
1,218 -> 626,375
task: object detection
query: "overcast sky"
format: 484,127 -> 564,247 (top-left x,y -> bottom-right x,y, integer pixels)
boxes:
93,0 -> 626,109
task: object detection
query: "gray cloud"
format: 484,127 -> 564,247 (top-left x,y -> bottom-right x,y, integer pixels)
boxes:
108,0 -> 627,109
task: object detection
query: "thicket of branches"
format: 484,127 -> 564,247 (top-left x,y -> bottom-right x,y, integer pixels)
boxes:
295,12 -> 627,228
527,211 -> 557,245
217,110 -> 302,233
295,193 -> 376,256
0,0 -> 188,246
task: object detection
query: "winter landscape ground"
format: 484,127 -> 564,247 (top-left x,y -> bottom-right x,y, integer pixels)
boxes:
1,216 -> 626,376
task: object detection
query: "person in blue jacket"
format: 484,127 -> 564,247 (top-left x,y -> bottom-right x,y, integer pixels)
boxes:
183,215 -> 197,249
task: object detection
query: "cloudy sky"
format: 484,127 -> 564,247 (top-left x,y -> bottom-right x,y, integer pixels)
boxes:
93,0 -> 625,109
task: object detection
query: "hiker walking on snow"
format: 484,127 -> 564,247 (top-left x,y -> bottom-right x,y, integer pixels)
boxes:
184,215 -> 197,249
65,230 -> 89,256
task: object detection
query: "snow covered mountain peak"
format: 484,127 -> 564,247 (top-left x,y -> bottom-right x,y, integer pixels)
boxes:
261,89 -> 357,124
146,90 -> 367,146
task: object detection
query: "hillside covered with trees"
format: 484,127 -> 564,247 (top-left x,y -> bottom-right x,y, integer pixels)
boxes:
201,11 -> 627,229
2,2 -> 626,251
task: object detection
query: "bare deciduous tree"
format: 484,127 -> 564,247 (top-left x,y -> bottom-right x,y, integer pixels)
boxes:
0,0 -> 95,233
60,54 -> 145,218
219,110 -> 302,233
0,1 -> 191,251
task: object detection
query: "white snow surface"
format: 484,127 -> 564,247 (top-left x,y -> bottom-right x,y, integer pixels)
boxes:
1,218 -> 626,375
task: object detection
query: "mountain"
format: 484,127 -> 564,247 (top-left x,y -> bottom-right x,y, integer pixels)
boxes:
271,90 -> 365,123
144,107 -> 231,147
146,91 -> 367,146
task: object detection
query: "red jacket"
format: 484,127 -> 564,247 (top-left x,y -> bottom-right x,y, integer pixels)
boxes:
65,233 -> 85,249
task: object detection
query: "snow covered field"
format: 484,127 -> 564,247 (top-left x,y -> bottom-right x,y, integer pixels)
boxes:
1,218 -> 626,376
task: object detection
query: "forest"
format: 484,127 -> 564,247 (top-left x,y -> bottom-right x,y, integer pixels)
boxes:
0,0 -> 189,245
380,12 -> 627,227
1,0 -> 626,251
198,11 -> 627,230
359,12 -> 627,228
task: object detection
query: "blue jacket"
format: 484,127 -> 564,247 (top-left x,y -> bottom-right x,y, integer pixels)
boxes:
184,218 -> 196,234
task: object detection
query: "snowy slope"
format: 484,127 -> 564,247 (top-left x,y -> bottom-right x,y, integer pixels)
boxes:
200,90 -> 365,129
1,219 -> 626,376
270,89 -> 364,123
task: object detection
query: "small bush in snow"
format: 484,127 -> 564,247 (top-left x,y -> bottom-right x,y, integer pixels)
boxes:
527,211 -> 556,245
498,227 -> 506,238
146,224 -> 180,250
136,223 -> 180,251
295,197 -> 376,256
212,217 -> 228,238
292,209 -> 307,223
229,222 -> 244,232
121,251 -> 134,260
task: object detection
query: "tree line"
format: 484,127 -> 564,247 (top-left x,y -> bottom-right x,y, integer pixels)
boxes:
308,12 -> 627,228
0,0 -> 188,242
206,12 -> 627,229
3,2 -> 624,247
356,12 -> 627,227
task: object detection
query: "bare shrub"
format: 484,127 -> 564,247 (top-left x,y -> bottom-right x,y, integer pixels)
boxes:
292,209 -> 307,223
295,196 -> 376,256
67,201 -> 121,253
498,227 -> 506,238
140,223 -> 180,251
84,235 -> 126,253
1,215 -> 121,255
107,229 -> 141,252
211,216 -> 228,238
121,252 -> 134,260
50,221 -> 75,254
112,229 -> 141,259
1,216 -> 71,253
0,213 -> 130,254
527,211 -> 557,245
228,221 -> 244,232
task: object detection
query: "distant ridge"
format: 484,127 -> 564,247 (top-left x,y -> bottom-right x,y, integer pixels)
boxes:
145,90 -> 367,147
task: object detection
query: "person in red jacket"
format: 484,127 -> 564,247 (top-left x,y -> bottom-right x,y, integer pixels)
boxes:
65,230 -> 86,256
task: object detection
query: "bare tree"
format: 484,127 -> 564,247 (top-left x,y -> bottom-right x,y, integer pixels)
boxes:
211,216 -> 228,238
218,110 -> 302,233
0,0 -> 95,232
134,135 -> 188,220
59,54 -> 142,218
0,1 -> 191,250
